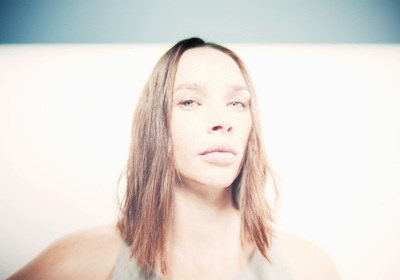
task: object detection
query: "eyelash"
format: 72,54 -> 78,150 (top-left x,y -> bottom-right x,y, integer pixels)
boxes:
179,99 -> 200,107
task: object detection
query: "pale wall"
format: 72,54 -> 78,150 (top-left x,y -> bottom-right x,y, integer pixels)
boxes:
0,44 -> 399,279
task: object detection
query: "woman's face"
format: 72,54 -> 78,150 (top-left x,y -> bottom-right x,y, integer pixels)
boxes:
170,47 -> 252,191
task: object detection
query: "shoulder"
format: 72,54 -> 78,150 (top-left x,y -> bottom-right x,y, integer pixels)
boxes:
274,231 -> 341,280
8,225 -> 123,280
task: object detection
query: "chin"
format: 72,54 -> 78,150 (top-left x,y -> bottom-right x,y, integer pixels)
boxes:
180,168 -> 239,190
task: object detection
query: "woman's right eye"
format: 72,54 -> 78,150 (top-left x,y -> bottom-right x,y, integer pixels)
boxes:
180,100 -> 199,108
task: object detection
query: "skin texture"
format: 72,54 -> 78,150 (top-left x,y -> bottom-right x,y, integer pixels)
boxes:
7,226 -> 342,280
7,225 -> 121,280
161,47 -> 254,279
276,232 -> 342,280
171,47 -> 252,193
7,47 -> 341,280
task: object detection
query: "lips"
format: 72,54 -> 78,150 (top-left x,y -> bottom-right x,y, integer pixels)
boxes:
199,144 -> 237,165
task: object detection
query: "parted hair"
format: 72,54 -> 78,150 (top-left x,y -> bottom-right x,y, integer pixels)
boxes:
118,38 -> 275,275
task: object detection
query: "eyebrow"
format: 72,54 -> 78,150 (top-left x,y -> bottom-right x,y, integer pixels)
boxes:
230,85 -> 250,93
173,82 -> 205,94
173,82 -> 250,95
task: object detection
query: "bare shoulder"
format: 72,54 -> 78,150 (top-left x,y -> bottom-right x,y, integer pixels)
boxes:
8,225 -> 122,280
274,231 -> 341,280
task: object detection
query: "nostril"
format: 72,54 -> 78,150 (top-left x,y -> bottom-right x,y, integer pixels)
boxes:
211,125 -> 232,132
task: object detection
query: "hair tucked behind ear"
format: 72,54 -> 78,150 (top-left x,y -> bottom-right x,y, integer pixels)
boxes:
117,37 -> 276,275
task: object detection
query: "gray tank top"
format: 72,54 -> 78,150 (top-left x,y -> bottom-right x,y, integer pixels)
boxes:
112,239 -> 294,280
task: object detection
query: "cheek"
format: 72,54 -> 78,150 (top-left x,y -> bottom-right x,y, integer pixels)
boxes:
171,113 -> 193,143
170,111 -> 201,157
237,114 -> 252,143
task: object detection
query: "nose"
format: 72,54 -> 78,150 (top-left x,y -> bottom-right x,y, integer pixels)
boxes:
207,108 -> 233,134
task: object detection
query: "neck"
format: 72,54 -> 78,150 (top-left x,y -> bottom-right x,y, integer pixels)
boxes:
169,183 -> 244,260
158,183 -> 255,279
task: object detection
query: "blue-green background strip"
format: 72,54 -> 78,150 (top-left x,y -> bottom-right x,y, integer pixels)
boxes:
1,0 -> 399,44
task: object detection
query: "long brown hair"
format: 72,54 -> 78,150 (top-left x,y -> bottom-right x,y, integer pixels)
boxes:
118,38 -> 275,275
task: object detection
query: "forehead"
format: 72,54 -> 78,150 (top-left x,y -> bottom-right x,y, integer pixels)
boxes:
174,47 -> 246,88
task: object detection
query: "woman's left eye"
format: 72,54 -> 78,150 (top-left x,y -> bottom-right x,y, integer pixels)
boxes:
228,101 -> 245,109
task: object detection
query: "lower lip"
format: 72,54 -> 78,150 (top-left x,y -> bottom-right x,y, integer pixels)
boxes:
200,152 -> 236,165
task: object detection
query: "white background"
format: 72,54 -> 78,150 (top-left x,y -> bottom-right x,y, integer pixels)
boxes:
1,44 -> 399,279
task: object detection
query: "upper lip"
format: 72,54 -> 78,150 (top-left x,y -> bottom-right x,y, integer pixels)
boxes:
199,144 -> 237,155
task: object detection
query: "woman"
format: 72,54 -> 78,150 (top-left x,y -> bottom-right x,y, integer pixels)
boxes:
9,38 -> 340,280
